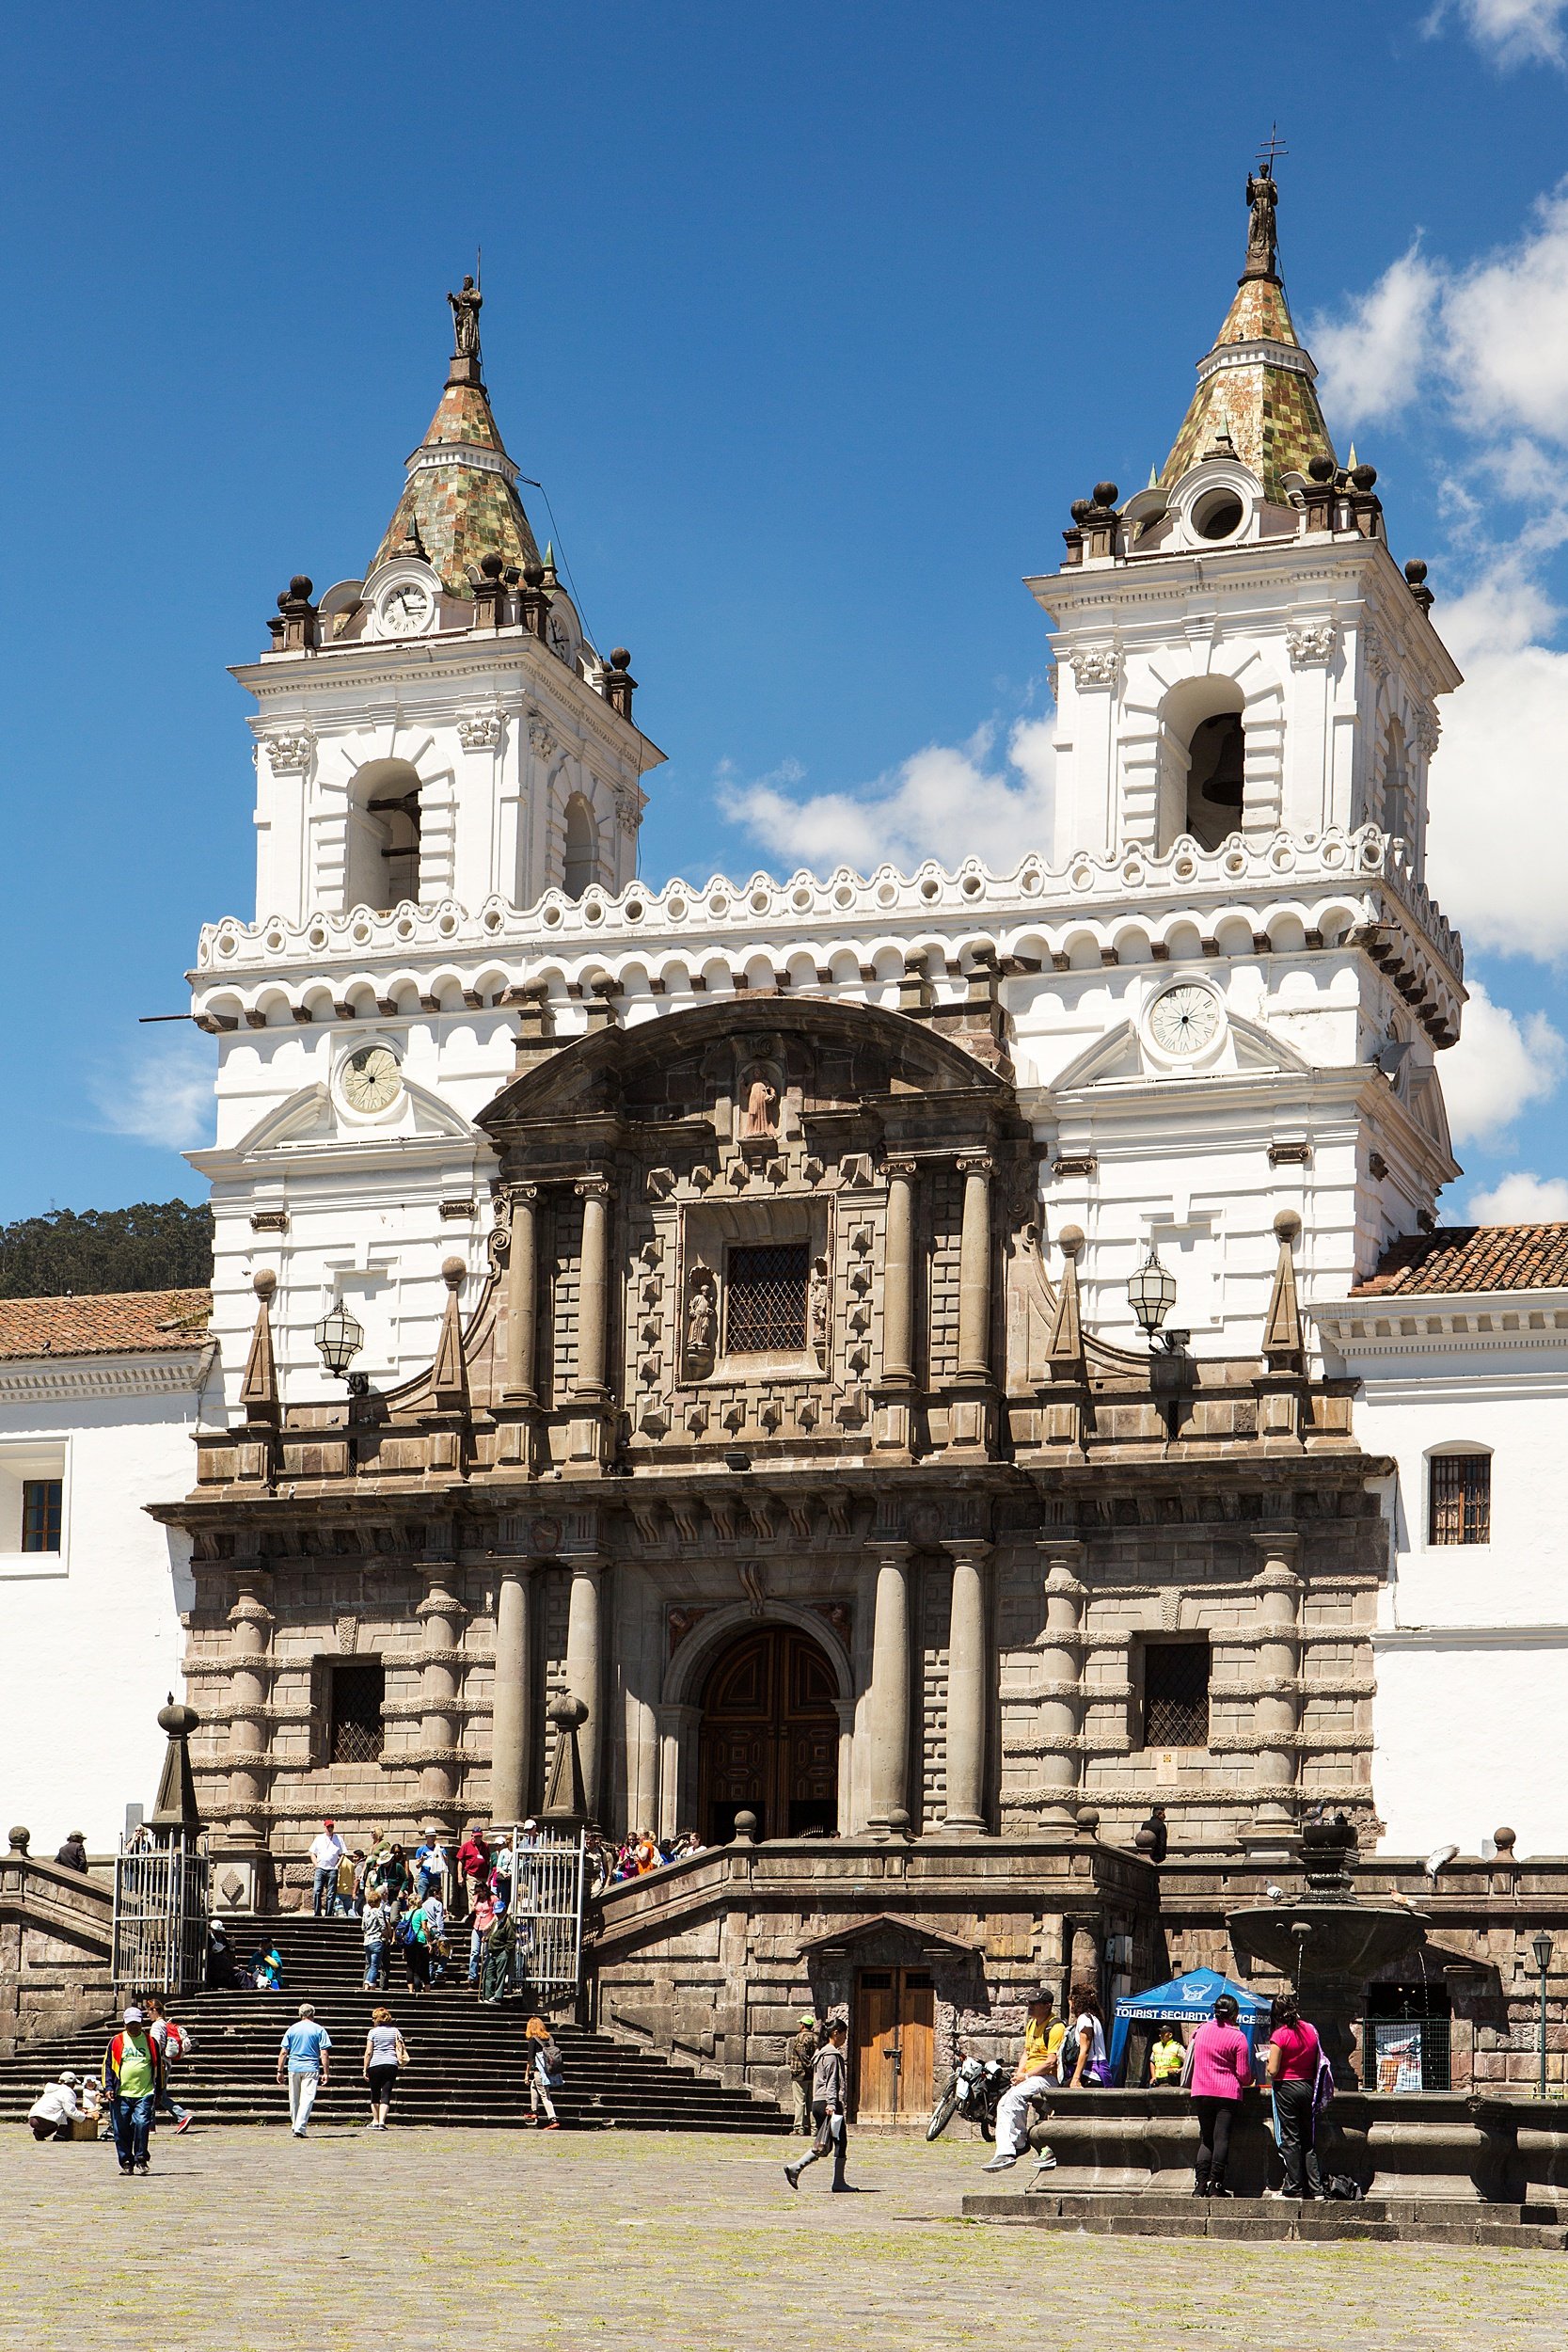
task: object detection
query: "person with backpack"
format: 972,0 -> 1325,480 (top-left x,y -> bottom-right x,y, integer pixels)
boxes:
403,1894 -> 434,1993
786,2013 -> 820,2135
142,1994 -> 195,2136
1185,1994 -> 1252,2198
102,2007 -> 164,2176
526,2015 -> 565,2128
1263,1994 -> 1327,2200
783,2020 -> 854,2193
981,1988 -> 1064,2174
481,1903 -> 515,2003
361,1888 -> 392,1991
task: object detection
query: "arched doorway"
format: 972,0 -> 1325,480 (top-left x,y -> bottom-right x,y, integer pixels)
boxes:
696,1624 -> 839,1844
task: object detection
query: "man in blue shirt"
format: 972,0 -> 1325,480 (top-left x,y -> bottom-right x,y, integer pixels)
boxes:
277,2004 -> 332,2137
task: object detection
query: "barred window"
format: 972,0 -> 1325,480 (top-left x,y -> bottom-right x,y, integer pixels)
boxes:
1430,1453 -> 1491,1547
21,1478 -> 62,1553
326,1661 -> 386,1764
725,1242 -> 809,1354
1141,1640 -> 1211,1749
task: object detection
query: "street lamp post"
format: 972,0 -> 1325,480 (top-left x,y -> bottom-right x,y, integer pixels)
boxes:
1532,1929 -> 1553,2101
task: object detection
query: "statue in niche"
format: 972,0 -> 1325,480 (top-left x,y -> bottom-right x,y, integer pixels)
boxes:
741,1067 -> 779,1137
808,1256 -> 830,1358
685,1271 -> 718,1378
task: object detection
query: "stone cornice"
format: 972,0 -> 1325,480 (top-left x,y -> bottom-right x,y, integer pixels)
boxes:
1313,1291 -> 1568,1358
0,1345 -> 213,1406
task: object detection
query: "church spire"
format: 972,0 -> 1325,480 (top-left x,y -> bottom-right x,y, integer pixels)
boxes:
369,281 -> 543,597
1159,162 -> 1337,504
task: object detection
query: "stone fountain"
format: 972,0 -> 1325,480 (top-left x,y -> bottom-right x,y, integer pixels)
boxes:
1227,1810 -> 1427,2085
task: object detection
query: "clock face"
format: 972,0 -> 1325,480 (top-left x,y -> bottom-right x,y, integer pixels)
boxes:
341,1042 -> 403,1114
548,616 -> 575,667
1148,983 -> 1222,1057
378,580 -> 435,637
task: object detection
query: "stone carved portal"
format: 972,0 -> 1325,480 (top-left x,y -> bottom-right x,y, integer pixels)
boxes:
696,1624 -> 839,1844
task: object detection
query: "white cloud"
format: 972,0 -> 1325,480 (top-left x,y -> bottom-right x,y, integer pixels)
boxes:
91,1030 -> 214,1152
1438,979 -> 1566,1143
720,713 -> 1055,876
1427,0 -> 1568,64
1424,616 -> 1568,960
1467,1168 -> 1568,1220
1310,247 -> 1438,427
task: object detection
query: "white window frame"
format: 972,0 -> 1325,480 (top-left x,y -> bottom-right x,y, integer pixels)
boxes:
0,1436 -> 71,1580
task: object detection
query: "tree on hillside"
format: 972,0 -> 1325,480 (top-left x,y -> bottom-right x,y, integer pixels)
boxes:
0,1200 -> 214,1296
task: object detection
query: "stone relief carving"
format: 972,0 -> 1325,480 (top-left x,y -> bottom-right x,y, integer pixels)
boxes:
264,734 -> 313,771
1068,646 -> 1119,690
528,711 -> 559,758
1286,621 -> 1338,668
684,1268 -> 718,1379
614,784 -> 641,836
457,710 -> 503,750
809,1256 -> 830,1360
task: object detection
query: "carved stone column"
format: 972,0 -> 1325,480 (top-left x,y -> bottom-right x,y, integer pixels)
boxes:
865,1542 -> 912,1834
563,1556 -> 605,1821
574,1175 -> 612,1401
956,1151 -> 993,1383
414,1565 -> 467,1820
489,1563 -> 534,1826
1250,1530 -> 1304,1843
1037,1543 -> 1087,1831
504,1184 -> 539,1403
225,1568 -> 273,1843
942,1539 -> 992,1835
880,1160 -> 918,1387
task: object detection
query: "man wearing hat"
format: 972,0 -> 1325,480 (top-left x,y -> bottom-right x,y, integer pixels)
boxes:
102,2008 -> 163,2175
309,1818 -> 345,1916
26,2069 -> 84,2140
787,2012 -> 821,2135
982,1987 -> 1062,2173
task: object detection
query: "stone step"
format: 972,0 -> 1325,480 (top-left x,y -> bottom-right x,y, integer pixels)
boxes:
959,2189 -> 1564,2248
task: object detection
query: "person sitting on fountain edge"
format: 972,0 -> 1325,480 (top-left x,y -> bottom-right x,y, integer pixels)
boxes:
981,1987 -> 1063,2173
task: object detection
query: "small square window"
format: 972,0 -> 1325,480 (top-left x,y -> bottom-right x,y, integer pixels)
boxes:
326,1661 -> 385,1764
1141,1640 -> 1211,1749
21,1479 -> 62,1553
725,1242 -> 809,1355
1429,1454 -> 1490,1547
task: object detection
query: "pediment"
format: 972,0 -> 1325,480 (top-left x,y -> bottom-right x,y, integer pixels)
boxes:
1410,1063 -> 1453,1158
230,1077 -> 480,1158
1052,1010 -> 1314,1095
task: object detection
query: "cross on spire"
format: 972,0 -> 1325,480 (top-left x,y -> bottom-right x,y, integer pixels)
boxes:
1256,122 -> 1288,176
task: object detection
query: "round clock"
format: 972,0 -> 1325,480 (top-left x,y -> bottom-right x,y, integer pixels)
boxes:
377,580 -> 435,638
1148,982 -> 1222,1057
341,1042 -> 403,1113
548,615 -> 576,667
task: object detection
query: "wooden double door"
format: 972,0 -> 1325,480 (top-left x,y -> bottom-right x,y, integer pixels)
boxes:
854,1967 -> 935,2123
696,1625 -> 839,1845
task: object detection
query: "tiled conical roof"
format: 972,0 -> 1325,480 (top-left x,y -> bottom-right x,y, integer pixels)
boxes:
1161,176 -> 1336,504
369,298 -> 542,596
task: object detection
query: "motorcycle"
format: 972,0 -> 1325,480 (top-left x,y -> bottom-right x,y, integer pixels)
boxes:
927,2051 -> 1010,2142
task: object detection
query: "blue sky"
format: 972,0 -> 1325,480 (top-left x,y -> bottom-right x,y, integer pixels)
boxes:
4,0 -> 1568,1225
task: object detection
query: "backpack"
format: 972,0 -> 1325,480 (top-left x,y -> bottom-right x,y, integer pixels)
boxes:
1324,2173 -> 1365,2201
164,2022 -> 191,2062
398,1914 -> 419,1947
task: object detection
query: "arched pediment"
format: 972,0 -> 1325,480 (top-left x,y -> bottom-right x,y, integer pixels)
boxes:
1051,1009 -> 1315,1095
230,1075 -> 481,1158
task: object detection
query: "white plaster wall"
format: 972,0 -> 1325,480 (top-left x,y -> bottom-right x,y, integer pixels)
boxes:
0,1373 -> 206,1850
1373,1639 -> 1568,1860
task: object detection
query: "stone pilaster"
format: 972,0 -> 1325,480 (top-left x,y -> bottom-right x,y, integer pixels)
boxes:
489,1562 -> 535,1825
955,1152 -> 993,1383
1037,1544 -> 1086,1830
1249,1529 -> 1304,1848
504,1184 -> 540,1403
865,1542 -> 912,1834
224,1569 -> 273,1842
574,1176 -> 612,1401
942,1539 -> 992,1834
880,1159 -> 918,1387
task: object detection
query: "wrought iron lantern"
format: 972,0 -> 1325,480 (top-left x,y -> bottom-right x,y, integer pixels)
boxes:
1128,1245 -> 1178,1346
313,1298 -> 365,1382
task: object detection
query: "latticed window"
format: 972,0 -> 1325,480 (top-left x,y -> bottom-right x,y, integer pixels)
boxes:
726,1242 -> 809,1353
1430,1453 -> 1491,1547
1141,1640 -> 1211,1749
327,1661 -> 386,1764
21,1478 -> 61,1553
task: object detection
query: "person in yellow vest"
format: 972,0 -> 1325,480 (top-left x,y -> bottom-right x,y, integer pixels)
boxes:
1149,2026 -> 1187,2086
982,1988 -> 1065,2172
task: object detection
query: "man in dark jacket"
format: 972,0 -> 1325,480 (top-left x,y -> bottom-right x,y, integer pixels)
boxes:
786,2013 -> 820,2135
784,2020 -> 854,2193
55,1832 -> 88,1873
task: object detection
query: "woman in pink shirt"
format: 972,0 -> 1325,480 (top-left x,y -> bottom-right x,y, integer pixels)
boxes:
1186,1994 -> 1254,2197
1265,1994 -> 1325,2198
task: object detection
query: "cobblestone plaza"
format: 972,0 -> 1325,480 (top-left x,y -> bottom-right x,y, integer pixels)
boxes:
6,2126 -> 1564,2351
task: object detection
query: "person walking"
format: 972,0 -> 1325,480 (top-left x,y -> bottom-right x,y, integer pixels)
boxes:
1062,1984 -> 1111,2090
467,1887 -> 497,1988
362,2008 -> 407,2130
981,1988 -> 1063,2173
784,2019 -> 854,2193
481,1903 -> 515,2003
404,1894 -> 434,1994
1149,2024 -> 1187,2086
1265,1994 -> 1326,2200
26,2070 -> 84,2141
787,2013 -> 820,2136
309,1819 -> 345,1917
457,1823 -> 491,1919
277,2003 -> 332,2137
361,1888 -> 392,1991
102,2007 -> 162,2176
526,2015 -> 564,2128
142,1994 -> 196,2135
1186,1994 -> 1252,2197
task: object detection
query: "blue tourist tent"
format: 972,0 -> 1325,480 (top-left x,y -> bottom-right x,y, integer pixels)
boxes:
1108,1966 -> 1272,2083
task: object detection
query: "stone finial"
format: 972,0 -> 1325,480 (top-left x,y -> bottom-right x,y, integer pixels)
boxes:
1262,1209 -> 1305,1371
604,647 -> 637,723
276,574 -> 319,654
471,549 -> 506,629
240,1269 -> 280,1429
149,1696 -> 203,1836
1494,1826 -> 1517,1856
8,1825 -> 29,1854
1074,1804 -> 1101,1841
431,1259 -> 469,1411
1134,1823 -> 1159,1857
1404,557 -> 1435,615
887,1805 -> 913,1842
1047,1226 -> 1085,1380
732,1809 -> 758,1845
539,1692 -> 591,1828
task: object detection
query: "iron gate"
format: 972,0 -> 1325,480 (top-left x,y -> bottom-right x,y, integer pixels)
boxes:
111,1834 -> 210,1994
505,1827 -> 587,2003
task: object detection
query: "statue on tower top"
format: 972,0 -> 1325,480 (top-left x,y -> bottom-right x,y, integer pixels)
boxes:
448,273 -> 483,361
1243,166 -> 1278,280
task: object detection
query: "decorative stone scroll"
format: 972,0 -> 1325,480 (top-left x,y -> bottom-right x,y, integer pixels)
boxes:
1286,621 -> 1338,668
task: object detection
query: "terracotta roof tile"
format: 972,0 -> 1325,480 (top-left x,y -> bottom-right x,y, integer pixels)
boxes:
1351,1227 -> 1568,1297
0,1289 -> 211,1362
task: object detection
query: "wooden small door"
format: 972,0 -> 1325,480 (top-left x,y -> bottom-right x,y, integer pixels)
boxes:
853,1967 -> 935,2122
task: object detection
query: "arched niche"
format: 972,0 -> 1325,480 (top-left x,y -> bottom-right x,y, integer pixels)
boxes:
1154,677 -> 1246,854
345,756 -> 422,912
562,792 -> 601,901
